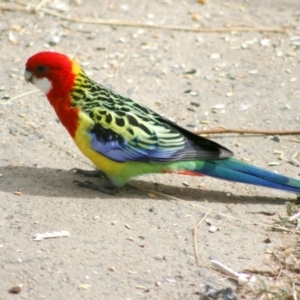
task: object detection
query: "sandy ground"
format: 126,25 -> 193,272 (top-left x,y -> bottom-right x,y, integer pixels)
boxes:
1,0 -> 300,299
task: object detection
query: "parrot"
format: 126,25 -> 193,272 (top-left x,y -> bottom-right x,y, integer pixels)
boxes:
24,51 -> 300,195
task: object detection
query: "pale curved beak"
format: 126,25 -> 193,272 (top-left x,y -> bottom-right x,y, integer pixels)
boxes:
24,68 -> 33,83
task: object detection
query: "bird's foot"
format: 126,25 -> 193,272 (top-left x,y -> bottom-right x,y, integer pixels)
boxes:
70,168 -> 107,178
73,180 -> 118,195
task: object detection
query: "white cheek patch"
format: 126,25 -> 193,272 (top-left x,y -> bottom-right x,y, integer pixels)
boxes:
32,77 -> 52,94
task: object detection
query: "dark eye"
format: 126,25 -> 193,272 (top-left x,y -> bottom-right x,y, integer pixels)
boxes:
36,65 -> 47,73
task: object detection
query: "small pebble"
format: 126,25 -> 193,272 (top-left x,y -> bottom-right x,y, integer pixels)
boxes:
184,69 -> 197,75
205,218 -> 212,225
209,225 -> 219,233
191,13 -> 200,21
78,284 -> 91,290
272,135 -> 281,142
260,39 -> 270,46
268,162 -> 280,166
289,153 -> 300,166
213,104 -> 224,109
226,91 -> 234,97
290,35 -> 300,41
120,4 -> 128,11
8,286 -> 21,294
49,35 -> 60,46
183,89 -> 198,96
136,285 -> 148,290
248,69 -> 258,74
210,53 -> 221,59
187,108 -> 196,112
291,41 -> 300,47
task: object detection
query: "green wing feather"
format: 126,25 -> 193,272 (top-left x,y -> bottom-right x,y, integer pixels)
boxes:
71,71 -> 233,163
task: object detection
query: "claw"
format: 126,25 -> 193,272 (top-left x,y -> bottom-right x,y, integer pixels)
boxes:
70,168 -> 107,178
73,180 -> 117,195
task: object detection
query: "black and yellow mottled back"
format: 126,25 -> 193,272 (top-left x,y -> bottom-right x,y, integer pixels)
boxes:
70,69 -> 233,163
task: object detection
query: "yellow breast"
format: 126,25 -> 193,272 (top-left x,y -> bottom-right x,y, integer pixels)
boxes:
73,112 -> 126,178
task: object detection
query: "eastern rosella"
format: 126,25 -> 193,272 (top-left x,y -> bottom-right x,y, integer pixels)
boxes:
24,51 -> 300,195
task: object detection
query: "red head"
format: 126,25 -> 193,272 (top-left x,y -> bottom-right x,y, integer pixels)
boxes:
25,51 -> 79,100
25,51 -> 81,137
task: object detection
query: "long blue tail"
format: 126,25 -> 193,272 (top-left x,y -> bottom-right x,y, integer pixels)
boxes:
197,158 -> 300,194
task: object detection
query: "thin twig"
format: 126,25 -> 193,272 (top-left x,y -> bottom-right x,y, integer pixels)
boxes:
0,3 -> 29,12
287,138 -> 300,143
1,90 -> 39,105
293,281 -> 297,300
271,249 -> 283,281
195,127 -> 300,136
3,2 -> 299,34
193,210 -> 211,267
35,0 -> 48,11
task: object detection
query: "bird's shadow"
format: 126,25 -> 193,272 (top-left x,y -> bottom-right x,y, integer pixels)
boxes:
0,165 -> 293,204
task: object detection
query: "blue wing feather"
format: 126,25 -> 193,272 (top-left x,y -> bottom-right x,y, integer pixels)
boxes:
89,112 -> 232,163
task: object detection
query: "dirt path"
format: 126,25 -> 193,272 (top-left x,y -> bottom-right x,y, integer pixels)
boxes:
1,1 -> 300,299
